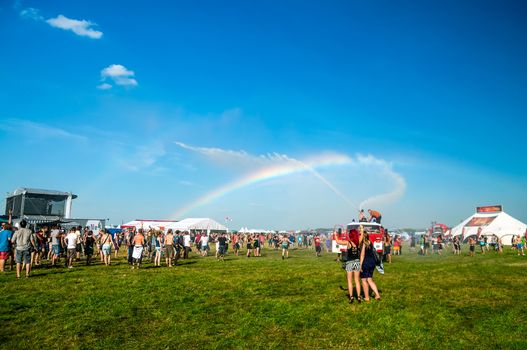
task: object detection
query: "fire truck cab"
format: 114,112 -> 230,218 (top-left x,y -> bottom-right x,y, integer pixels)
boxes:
332,222 -> 385,254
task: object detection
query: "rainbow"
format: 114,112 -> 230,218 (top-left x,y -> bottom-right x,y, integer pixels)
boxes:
171,153 -> 353,219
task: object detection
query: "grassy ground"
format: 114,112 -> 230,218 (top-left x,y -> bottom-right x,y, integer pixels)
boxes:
1,245 -> 526,349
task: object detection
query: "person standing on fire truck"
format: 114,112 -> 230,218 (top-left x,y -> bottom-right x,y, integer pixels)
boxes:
368,209 -> 382,224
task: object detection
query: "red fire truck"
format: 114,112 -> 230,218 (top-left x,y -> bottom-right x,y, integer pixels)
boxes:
332,222 -> 385,254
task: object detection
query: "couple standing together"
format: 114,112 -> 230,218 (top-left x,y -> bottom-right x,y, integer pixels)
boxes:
335,226 -> 381,303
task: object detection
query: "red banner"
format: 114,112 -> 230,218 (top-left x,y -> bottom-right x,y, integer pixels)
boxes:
466,216 -> 497,227
476,205 -> 502,213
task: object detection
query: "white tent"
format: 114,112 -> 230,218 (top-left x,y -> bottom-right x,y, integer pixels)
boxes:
450,207 -> 526,244
121,219 -> 178,230
164,218 -> 229,232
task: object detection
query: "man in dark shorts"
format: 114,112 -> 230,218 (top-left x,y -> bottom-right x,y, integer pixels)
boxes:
314,234 -> 322,257
368,209 -> 382,224
468,237 -> 476,256
165,229 -> 174,267
217,233 -> 228,261
84,231 -> 95,265
126,228 -> 136,265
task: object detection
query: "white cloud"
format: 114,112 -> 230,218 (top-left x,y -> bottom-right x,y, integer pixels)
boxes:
174,141 -> 293,166
20,7 -> 43,21
46,15 -> 103,39
18,5 -> 103,39
0,118 -> 87,142
97,83 -> 112,90
100,64 -> 138,87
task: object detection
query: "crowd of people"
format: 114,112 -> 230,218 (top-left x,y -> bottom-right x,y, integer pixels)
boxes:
409,233 -> 526,256
0,219 -> 334,278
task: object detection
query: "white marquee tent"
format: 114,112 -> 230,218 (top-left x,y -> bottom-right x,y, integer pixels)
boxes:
450,207 -> 526,243
121,219 -> 178,230
165,218 -> 229,232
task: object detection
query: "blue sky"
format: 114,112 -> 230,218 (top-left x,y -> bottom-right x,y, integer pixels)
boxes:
1,0 -> 526,229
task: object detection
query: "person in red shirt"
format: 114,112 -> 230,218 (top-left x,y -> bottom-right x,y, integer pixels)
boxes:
368,209 -> 382,224
314,235 -> 322,257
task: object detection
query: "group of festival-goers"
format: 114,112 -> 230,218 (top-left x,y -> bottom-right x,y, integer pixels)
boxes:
1,207 -> 525,303
0,218 -> 333,278
409,231 -> 526,257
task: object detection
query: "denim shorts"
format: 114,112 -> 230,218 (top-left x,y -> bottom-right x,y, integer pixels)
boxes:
15,249 -> 30,264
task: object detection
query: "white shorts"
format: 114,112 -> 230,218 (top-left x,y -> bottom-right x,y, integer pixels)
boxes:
132,246 -> 144,260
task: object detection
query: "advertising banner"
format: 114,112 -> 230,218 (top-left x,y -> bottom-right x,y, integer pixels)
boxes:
466,216 -> 497,227
476,205 -> 502,213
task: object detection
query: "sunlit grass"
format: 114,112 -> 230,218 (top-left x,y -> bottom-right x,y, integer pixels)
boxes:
0,245 -> 526,349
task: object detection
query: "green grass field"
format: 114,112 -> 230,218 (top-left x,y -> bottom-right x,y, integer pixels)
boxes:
1,245 -> 526,349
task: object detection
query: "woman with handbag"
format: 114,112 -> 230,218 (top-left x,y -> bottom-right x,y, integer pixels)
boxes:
360,231 -> 381,301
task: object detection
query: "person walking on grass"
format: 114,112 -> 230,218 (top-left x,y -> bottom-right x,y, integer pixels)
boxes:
246,234 -> 254,258
217,233 -> 228,261
183,231 -> 191,259
314,234 -> 322,257
11,220 -> 36,278
93,229 -> 104,263
84,230 -> 95,265
253,234 -> 261,257
165,229 -> 175,267
126,228 -> 136,265
497,237 -> 503,254
281,234 -> 290,260
174,231 -> 183,264
233,234 -> 240,256
154,231 -> 163,267
453,236 -> 461,255
424,235 -> 430,255
360,232 -> 381,302
50,226 -> 61,266
200,233 -> 209,257
515,235 -> 524,256
113,232 -> 120,259
383,232 -> 392,263
0,223 -> 13,272
75,226 -> 83,261
468,236 -> 476,257
100,229 -> 113,266
32,228 -> 46,266
335,229 -> 362,303
132,230 -> 145,269
65,228 -> 78,269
